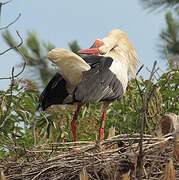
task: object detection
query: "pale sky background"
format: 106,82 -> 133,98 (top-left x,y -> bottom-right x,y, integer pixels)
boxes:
0,0 -> 167,89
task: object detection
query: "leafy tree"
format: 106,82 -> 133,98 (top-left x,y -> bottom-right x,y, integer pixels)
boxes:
2,30 -> 81,87
139,0 -> 179,69
139,0 -> 179,11
160,12 -> 179,69
68,40 -> 81,55
0,67 -> 178,160
2,30 -> 54,86
1,13 -> 178,162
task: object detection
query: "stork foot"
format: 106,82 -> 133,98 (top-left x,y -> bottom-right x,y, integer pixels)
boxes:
99,128 -> 105,141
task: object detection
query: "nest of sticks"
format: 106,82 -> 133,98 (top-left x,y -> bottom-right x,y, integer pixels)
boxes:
1,132 -> 179,180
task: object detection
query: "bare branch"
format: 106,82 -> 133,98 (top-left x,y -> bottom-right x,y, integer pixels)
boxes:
146,66 -> 160,81
0,66 -> 15,129
136,64 -> 144,76
137,61 -> 158,180
135,64 -> 144,102
0,48 -> 27,128
12,48 -> 27,77
0,30 -> 23,55
143,61 -> 157,106
0,31 -> 26,80
0,61 -> 26,80
0,13 -> 21,30
0,0 -> 13,6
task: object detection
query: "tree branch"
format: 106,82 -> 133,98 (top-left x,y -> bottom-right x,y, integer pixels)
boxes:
137,61 -> 157,180
135,64 -> 144,102
0,31 -> 26,80
0,13 -> 21,30
136,64 -> 144,76
0,0 -> 13,6
0,66 -> 15,129
0,30 -> 23,55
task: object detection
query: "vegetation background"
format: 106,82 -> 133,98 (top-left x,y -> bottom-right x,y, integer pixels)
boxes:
0,0 -> 178,161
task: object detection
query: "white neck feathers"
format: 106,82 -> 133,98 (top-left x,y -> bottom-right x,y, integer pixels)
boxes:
100,29 -> 140,78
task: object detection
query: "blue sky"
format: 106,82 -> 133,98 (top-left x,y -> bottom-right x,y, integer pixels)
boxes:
0,0 -> 167,89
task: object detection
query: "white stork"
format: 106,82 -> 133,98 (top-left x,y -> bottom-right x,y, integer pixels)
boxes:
38,29 -> 140,143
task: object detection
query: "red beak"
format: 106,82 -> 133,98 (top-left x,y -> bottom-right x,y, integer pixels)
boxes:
78,40 -> 104,55
78,48 -> 99,55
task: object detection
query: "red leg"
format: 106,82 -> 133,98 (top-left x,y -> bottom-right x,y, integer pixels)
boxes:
99,111 -> 106,140
70,102 -> 82,145
99,101 -> 110,141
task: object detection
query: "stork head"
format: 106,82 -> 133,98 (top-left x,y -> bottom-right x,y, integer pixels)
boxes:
78,30 -> 130,55
78,39 -> 104,55
78,29 -> 140,77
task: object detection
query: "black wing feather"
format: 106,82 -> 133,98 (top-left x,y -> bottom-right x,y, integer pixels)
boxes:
38,55 -> 124,110
82,55 -> 103,67
74,56 -> 124,103
38,73 -> 69,110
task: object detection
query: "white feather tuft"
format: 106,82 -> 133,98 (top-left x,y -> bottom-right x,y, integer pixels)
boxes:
47,48 -> 90,93
100,29 -> 140,78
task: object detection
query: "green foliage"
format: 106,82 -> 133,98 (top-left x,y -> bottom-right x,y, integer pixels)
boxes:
2,31 -> 82,87
1,14 -> 178,162
2,30 -> 55,87
0,79 -> 72,159
68,40 -> 81,55
0,70 -> 178,160
139,0 -> 179,70
0,80 -> 39,159
158,70 -> 179,111
160,12 -> 179,56
139,0 -> 179,11
159,12 -> 179,69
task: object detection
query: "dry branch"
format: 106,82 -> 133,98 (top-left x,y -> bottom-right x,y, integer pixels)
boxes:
0,31 -> 26,80
0,31 -> 26,130
0,13 -> 21,30
0,0 -> 13,6
136,61 -> 158,180
1,133 -> 179,180
0,30 -> 23,55
163,159 -> 176,180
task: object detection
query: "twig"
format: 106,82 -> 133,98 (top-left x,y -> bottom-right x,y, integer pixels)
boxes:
13,48 -> 26,75
0,32 -> 26,80
0,66 -> 15,129
39,110 -> 50,142
0,30 -> 23,55
146,66 -> 159,81
0,0 -> 13,6
33,121 -> 37,146
137,61 -> 157,180
0,13 -> 21,30
134,64 -> 145,100
3,132 -> 177,180
0,32 -> 26,129
31,164 -> 60,180
143,61 -> 157,113
0,58 -> 26,80
136,64 -> 144,76
94,167 -> 100,180
147,68 -> 174,104
135,65 -> 144,102
3,134 -> 176,180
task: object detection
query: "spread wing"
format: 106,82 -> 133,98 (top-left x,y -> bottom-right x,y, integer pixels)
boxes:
47,48 -> 91,92
38,73 -> 69,110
